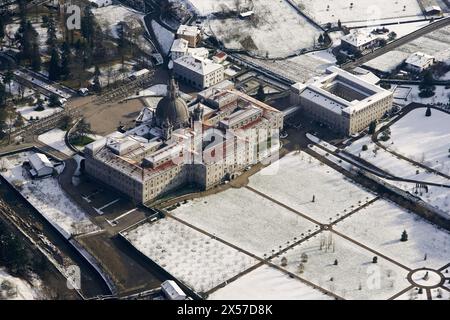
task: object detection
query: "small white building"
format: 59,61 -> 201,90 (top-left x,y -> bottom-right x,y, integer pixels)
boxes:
161,280 -> 187,300
88,0 -> 112,8
28,153 -> 54,178
171,39 -> 209,61
173,55 -> 224,89
341,31 -> 381,53
171,38 -> 189,61
176,25 -> 201,47
405,52 -> 436,73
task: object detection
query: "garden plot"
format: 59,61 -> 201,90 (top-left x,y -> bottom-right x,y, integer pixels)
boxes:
272,231 -> 410,300
16,105 -> 62,121
122,218 -> 257,293
172,188 -> 319,257
248,152 -> 376,224
381,108 -> 450,175
38,129 -> 74,157
334,199 -> 450,270
208,265 -> 333,300
208,0 -> 322,58
1,152 -> 98,239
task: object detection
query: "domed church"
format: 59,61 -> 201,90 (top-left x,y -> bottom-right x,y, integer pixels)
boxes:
154,78 -> 190,130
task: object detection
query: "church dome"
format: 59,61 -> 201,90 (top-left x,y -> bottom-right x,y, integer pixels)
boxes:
155,79 -> 189,128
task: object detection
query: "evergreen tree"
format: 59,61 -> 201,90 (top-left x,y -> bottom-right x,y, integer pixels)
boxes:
401,230 -> 408,242
48,48 -> 61,81
30,43 -> 41,71
0,15 -> 5,49
3,68 -> 14,94
425,106 -> 432,117
60,42 -> 71,79
256,84 -> 265,101
81,7 -> 95,45
318,34 -> 324,44
368,120 -> 377,134
46,15 -> 57,49
48,94 -> 60,108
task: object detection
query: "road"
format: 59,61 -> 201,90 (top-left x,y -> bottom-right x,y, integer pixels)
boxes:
342,16 -> 450,71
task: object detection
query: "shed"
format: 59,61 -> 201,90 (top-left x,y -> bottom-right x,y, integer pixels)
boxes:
28,153 -> 54,178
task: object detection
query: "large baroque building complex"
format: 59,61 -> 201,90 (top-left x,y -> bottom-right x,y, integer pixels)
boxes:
85,79 -> 283,204
290,67 -> 393,136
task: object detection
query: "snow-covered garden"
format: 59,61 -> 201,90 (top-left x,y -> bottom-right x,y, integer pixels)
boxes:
173,187 -> 319,257
344,134 -> 450,216
122,218 -> 257,293
208,265 -> 333,300
335,199 -> 450,270
272,231 -> 411,300
380,108 -> 450,174
248,151 -> 376,224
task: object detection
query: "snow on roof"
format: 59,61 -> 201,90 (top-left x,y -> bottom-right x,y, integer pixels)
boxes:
187,47 -> 209,58
171,38 -> 189,53
341,30 -> 380,47
405,52 -> 435,68
295,67 -> 392,114
29,153 -> 53,171
239,10 -> 254,17
424,5 -> 442,13
177,25 -> 200,38
161,280 -> 186,300
174,55 -> 223,75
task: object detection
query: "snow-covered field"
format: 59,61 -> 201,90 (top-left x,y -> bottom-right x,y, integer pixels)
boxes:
122,218 -> 257,293
381,108 -> 450,175
208,265 -> 334,300
183,0 -> 237,15
1,152 -> 98,238
93,5 -> 144,39
345,135 -> 450,215
335,199 -> 450,270
0,269 -> 43,300
208,0 -> 322,58
173,187 -> 319,257
393,85 -> 450,106
151,20 -> 174,55
295,0 -> 424,25
38,129 -> 74,157
273,231 -> 410,300
87,62 -> 135,88
248,152 -> 376,224
16,105 -> 63,121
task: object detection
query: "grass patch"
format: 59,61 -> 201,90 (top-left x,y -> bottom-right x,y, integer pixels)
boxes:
70,135 -> 95,147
